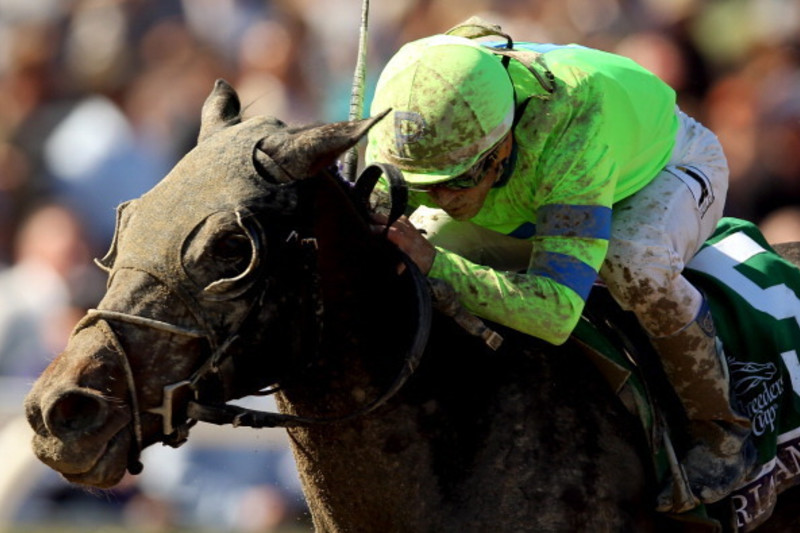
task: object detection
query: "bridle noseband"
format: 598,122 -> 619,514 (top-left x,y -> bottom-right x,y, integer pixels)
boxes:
86,165 -> 432,474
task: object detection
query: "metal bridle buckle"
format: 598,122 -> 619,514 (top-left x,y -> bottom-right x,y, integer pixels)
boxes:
147,380 -> 195,438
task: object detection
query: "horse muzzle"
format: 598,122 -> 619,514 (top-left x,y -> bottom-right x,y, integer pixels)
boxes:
24,322 -> 137,487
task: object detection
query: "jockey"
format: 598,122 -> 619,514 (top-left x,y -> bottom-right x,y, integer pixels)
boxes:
365,27 -> 756,511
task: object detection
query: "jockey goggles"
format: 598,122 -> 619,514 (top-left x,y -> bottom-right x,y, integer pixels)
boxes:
406,139 -> 506,192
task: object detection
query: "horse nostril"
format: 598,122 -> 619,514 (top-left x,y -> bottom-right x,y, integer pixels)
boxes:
24,399 -> 47,437
45,391 -> 110,438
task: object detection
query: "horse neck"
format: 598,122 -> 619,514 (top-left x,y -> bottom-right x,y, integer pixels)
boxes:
279,175 -> 413,415
274,178 -> 441,529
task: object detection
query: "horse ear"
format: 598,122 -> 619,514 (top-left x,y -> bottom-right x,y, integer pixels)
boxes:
198,79 -> 242,143
256,109 -> 390,181
94,200 -> 135,273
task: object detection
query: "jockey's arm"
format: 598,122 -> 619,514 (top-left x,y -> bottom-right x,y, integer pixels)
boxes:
428,202 -> 611,345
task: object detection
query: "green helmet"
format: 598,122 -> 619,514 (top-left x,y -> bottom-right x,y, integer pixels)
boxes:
367,35 -> 514,187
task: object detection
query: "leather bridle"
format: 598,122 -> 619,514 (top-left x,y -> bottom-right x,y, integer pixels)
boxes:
82,165 -> 432,474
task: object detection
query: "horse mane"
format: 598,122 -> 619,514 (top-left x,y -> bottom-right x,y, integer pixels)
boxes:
266,167 -> 428,414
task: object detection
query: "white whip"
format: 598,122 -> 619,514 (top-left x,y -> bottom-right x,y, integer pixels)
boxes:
342,0 -> 370,182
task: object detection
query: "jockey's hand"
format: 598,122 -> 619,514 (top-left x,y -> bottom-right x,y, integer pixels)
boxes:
371,214 -> 436,275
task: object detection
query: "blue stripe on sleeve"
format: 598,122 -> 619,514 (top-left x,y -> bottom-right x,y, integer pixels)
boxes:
508,222 -> 537,239
527,251 -> 598,301
536,204 -> 612,240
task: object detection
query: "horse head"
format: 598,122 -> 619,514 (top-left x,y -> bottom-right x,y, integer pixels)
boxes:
24,80 -> 393,488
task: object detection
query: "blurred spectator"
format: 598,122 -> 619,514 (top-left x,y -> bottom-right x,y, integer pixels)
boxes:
0,141 -> 31,265
130,418 -> 308,532
42,93 -> 170,248
708,42 -> 800,224
233,485 -> 291,532
748,61 -> 800,223
760,206 -> 800,245
0,203 -> 102,377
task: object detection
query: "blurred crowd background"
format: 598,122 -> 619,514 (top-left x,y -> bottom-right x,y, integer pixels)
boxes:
1,0 -> 799,531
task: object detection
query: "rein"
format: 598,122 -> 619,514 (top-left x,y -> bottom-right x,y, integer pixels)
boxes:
186,252 -> 431,429
91,165 -> 432,471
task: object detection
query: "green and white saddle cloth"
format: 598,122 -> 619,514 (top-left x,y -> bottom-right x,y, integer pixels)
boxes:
686,217 -> 800,532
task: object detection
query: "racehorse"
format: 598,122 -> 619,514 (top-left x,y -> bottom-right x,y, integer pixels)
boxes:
23,79 -> 800,532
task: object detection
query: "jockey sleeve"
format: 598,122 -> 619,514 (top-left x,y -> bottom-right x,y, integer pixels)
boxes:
424,43 -> 679,345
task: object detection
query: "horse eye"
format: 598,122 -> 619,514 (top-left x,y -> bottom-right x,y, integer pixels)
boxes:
211,233 -> 250,260
209,232 -> 252,277
182,212 -> 263,298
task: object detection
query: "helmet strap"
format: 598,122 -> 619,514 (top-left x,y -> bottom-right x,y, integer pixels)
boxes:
492,136 -> 518,189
